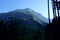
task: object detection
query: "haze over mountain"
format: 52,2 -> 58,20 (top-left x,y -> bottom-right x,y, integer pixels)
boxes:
10,8 -> 49,23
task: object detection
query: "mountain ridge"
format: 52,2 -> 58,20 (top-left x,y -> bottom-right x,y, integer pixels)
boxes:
0,8 -> 48,27
7,8 -> 49,23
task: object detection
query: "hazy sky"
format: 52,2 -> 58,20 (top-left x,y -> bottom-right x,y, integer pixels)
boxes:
0,0 -> 53,19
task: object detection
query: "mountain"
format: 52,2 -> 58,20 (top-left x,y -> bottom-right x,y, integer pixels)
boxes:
0,8 -> 47,28
14,8 -> 49,23
0,8 -> 48,40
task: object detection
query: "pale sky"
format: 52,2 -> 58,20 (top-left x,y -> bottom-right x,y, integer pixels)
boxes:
0,0 -> 53,19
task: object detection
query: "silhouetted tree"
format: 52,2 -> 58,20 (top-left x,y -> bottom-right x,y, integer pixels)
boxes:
45,17 -> 60,40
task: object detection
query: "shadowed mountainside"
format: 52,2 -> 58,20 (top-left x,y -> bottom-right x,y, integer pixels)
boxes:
0,8 -> 47,40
